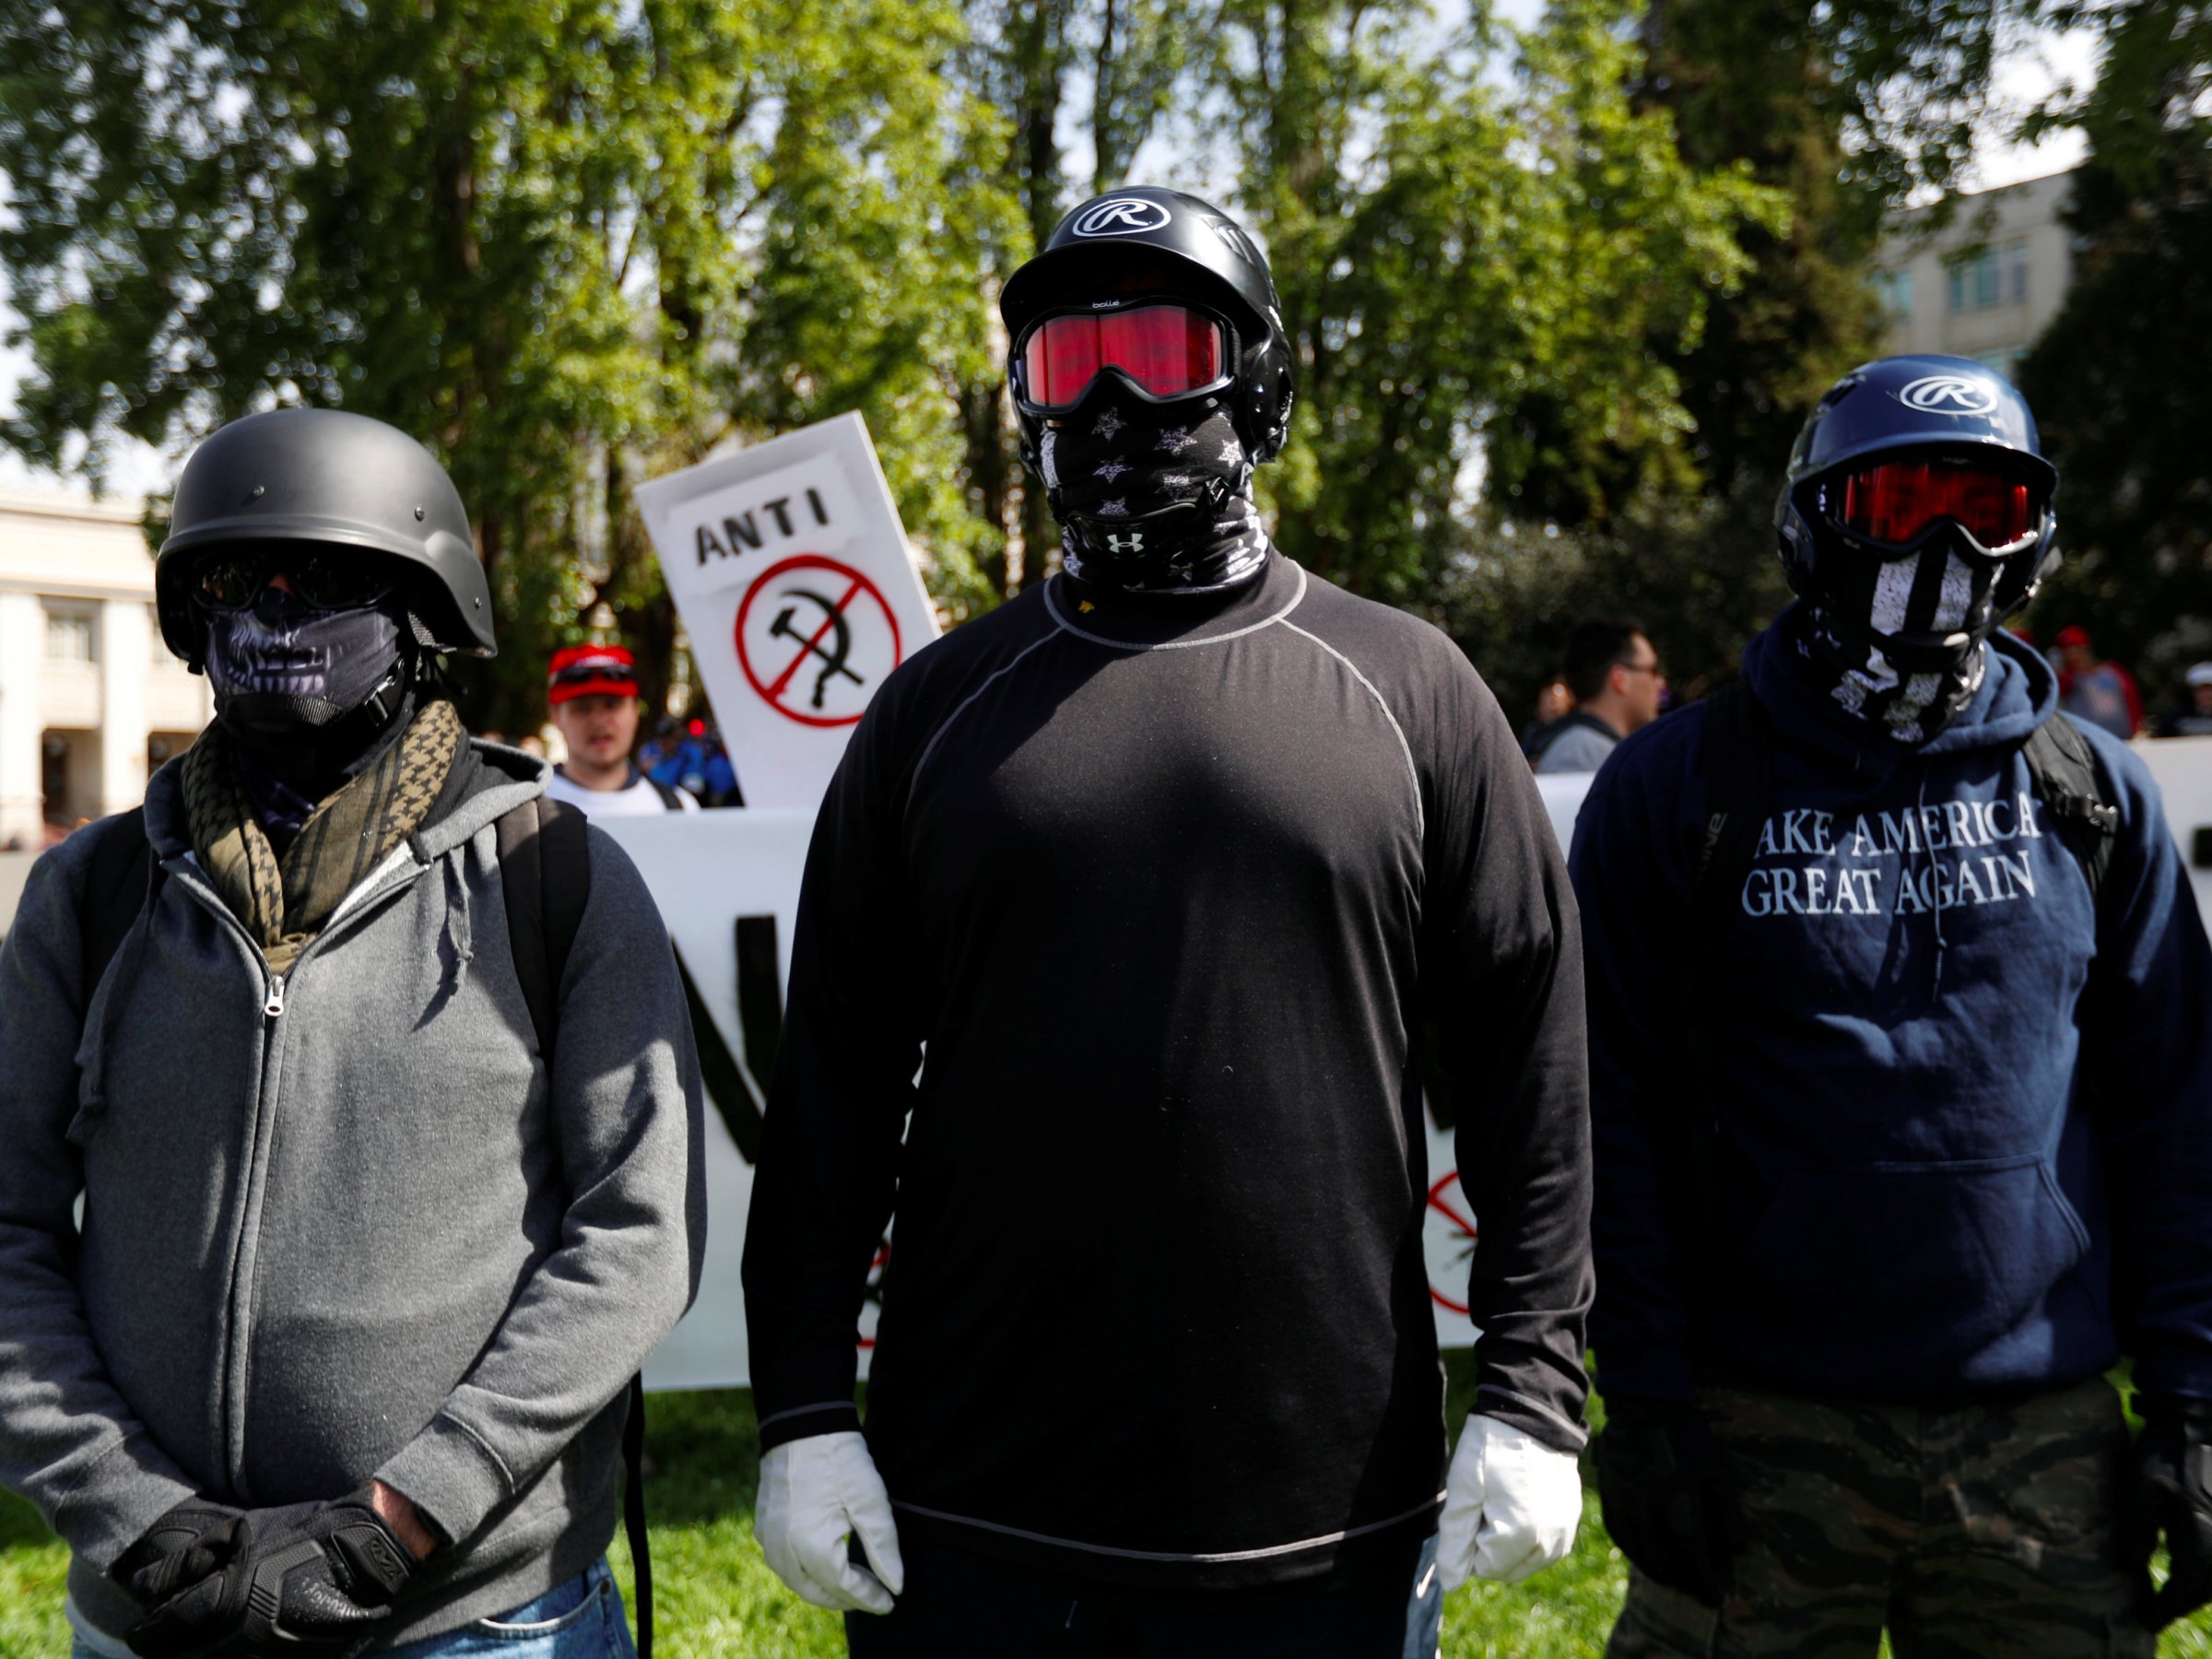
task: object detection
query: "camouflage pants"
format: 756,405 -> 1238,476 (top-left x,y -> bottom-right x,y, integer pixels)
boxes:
1606,1375 -> 2154,1659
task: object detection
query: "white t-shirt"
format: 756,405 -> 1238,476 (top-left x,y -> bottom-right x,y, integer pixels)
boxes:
544,767 -> 700,817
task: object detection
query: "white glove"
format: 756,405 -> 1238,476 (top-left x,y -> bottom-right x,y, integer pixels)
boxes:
754,1430 -> 906,1615
1435,1413 -> 1583,1590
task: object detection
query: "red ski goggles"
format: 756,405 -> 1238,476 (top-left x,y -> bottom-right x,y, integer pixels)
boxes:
1833,459 -> 2043,552
1017,303 -> 1231,412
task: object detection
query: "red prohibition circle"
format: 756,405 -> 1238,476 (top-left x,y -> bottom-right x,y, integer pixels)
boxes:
1426,1171 -> 1479,1317
735,553 -> 903,729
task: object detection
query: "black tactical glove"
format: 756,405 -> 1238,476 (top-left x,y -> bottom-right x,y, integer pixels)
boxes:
1594,1396 -> 1744,1605
2124,1397 -> 2212,1630
115,1486 -> 418,1659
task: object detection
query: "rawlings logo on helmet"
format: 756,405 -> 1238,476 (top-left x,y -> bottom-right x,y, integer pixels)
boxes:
1897,374 -> 2000,416
1072,198 -> 1172,237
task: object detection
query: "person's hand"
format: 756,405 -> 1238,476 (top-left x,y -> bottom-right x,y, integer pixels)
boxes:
115,1485 -> 418,1657
2124,1397 -> 2212,1630
1594,1397 -> 1742,1604
1436,1413 -> 1583,1589
755,1430 -> 906,1614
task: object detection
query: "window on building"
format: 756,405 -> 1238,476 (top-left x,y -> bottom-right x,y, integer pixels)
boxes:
1874,267 -> 1914,322
1947,241 -> 2030,313
44,606 -> 96,663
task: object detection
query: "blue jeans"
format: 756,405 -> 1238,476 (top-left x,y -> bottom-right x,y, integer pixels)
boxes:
380,1559 -> 637,1658
76,1559 -> 637,1659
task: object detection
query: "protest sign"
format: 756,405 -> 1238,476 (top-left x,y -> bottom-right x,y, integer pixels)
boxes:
633,413 -> 940,810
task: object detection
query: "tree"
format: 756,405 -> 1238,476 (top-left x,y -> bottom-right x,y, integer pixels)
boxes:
957,0 -> 1188,596
1635,0 -> 2038,503
1198,0 -> 1779,600
2018,0 -> 2212,698
0,0 -> 1015,728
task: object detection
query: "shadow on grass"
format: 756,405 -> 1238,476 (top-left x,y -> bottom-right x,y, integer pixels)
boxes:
637,1386 -> 768,1528
0,1486 -> 55,1551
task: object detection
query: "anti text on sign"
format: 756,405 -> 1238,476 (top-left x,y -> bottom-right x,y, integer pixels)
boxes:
684,454 -> 852,595
735,554 -> 904,727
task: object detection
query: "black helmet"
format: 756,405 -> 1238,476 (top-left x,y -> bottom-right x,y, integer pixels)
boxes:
156,408 -> 496,662
1001,185 -> 1296,465
1775,355 -> 2058,662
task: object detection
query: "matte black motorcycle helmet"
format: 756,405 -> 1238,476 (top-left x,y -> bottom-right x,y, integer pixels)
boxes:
156,408 -> 496,665
1775,355 -> 2059,658
1001,186 -> 1296,466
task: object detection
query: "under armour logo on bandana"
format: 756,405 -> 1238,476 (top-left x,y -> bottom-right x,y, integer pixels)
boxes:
1049,395 -> 1270,595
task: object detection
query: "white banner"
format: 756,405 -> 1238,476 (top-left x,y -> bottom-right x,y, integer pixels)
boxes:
633,414 -> 941,811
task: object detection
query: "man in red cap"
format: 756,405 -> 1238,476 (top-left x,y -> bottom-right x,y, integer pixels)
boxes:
546,643 -> 700,817
2052,625 -> 2142,741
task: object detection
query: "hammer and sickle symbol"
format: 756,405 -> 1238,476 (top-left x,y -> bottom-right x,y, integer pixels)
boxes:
769,587 -> 867,710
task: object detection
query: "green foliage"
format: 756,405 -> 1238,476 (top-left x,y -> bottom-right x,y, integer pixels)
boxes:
0,0 -> 2060,717
1430,479 -> 1793,724
0,0 -> 1018,725
1637,0 -> 2032,500
2018,0 -> 2212,705
1202,0 -> 1782,602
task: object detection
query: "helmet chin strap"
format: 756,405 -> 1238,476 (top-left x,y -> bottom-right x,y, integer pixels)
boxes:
1810,604 -> 1983,678
215,642 -> 422,790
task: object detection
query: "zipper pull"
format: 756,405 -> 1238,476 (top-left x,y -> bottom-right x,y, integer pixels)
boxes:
264,974 -> 286,1019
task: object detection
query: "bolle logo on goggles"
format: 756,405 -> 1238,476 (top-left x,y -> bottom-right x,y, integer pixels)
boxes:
1072,198 -> 1172,237
1898,374 -> 2000,416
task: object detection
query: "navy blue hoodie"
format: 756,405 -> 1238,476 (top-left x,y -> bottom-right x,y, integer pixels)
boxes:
1573,615 -> 2212,1405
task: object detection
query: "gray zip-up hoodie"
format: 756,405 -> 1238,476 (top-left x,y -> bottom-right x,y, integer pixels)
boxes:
0,743 -> 706,1647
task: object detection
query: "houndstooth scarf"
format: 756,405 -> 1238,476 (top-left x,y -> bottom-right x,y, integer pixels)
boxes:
181,699 -> 465,972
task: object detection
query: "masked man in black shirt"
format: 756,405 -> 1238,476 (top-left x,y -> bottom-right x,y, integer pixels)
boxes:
742,187 -> 1593,1654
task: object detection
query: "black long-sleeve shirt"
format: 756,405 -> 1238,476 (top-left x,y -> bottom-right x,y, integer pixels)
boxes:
741,551 -> 1591,1589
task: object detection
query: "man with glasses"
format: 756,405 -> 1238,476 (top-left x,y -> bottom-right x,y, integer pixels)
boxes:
0,408 -> 705,1658
744,186 -> 1594,1653
1571,357 -> 2212,1656
1533,617 -> 1666,774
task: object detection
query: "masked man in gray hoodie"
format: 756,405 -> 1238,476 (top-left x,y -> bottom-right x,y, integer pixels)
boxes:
0,409 -> 706,1658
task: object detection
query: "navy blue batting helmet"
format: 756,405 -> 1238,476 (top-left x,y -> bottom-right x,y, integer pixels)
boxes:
1776,355 -> 2058,625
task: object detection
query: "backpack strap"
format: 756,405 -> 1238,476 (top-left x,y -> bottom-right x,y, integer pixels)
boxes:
79,807 -> 162,1002
494,796 -> 591,1060
492,795 -> 650,1658
1675,681 -> 1777,1289
1691,681 -> 1774,915
2022,711 -> 2119,912
622,1371 -> 652,1659
648,778 -> 685,812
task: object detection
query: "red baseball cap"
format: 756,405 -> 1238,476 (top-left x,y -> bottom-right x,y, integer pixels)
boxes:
2053,625 -> 2091,650
548,642 -> 641,705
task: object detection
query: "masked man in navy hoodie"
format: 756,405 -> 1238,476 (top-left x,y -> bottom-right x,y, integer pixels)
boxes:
1572,355 -> 2212,1657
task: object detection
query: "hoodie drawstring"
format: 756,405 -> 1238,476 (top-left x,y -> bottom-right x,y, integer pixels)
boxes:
1916,769 -> 1948,1001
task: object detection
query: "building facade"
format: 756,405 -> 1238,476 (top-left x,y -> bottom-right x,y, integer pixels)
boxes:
0,488 -> 211,849
1873,169 -> 2076,381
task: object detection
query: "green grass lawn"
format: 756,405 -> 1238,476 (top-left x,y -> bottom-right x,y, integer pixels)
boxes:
6,1371 -> 2211,1657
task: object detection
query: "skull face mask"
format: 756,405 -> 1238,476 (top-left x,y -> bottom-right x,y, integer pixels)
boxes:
201,582 -> 413,781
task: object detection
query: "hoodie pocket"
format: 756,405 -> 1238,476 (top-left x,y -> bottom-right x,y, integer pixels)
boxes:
1735,1154 -> 2091,1375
